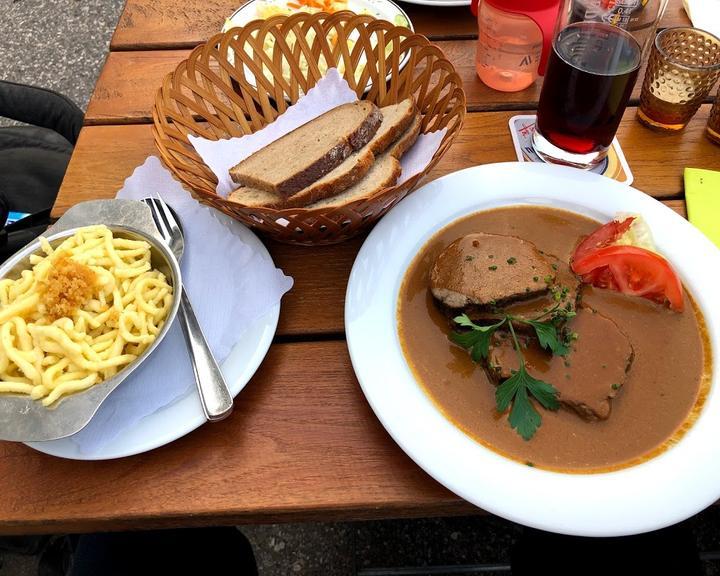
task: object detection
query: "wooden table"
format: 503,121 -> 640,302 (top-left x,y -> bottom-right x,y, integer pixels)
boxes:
1,0 -> 716,536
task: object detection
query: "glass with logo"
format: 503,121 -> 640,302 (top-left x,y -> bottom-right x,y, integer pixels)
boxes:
532,0 -> 664,168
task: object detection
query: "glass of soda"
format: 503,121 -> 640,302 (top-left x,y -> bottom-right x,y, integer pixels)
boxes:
532,0 -> 664,168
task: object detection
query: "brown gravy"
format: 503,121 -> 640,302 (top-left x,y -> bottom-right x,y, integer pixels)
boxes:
397,206 -> 711,473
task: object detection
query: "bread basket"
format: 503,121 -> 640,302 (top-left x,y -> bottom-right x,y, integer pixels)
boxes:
152,11 -> 465,245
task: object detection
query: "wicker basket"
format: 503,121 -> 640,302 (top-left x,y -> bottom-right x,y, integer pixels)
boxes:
152,11 -> 465,245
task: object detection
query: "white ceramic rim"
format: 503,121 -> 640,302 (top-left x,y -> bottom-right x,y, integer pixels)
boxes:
221,0 -> 415,94
26,223 -> 280,460
222,0 -> 415,30
345,162 -> 720,536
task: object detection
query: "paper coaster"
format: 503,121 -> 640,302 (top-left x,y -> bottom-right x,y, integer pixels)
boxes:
509,114 -> 634,185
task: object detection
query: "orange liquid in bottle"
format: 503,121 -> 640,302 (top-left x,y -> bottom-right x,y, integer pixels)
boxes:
476,0 -> 543,92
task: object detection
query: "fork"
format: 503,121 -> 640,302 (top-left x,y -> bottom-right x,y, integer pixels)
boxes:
142,197 -> 233,422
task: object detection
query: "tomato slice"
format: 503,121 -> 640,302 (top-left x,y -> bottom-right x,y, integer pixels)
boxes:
572,216 -> 635,263
572,245 -> 684,311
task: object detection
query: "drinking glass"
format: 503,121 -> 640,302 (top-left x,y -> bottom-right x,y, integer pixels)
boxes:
638,27 -> 720,131
532,0 -> 663,168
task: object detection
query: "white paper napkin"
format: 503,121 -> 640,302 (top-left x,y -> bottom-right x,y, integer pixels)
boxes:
69,156 -> 293,454
683,0 -> 720,39
188,68 -> 447,198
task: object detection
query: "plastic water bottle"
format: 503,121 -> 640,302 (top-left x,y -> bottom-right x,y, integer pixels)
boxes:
474,0 -> 559,92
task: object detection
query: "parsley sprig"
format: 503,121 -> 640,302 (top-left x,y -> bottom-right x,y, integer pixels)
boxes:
451,304 -> 574,441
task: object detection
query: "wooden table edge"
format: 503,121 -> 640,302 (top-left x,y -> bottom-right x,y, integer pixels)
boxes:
2,500 -> 478,536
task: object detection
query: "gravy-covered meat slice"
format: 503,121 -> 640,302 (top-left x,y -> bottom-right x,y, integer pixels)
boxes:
430,233 -> 554,309
470,254 -> 581,325
486,308 -> 634,421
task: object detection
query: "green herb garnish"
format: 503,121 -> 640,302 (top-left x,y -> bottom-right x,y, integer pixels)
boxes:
488,265 -> 498,271
450,305 -> 571,440
451,315 -> 505,362
507,257 -> 517,265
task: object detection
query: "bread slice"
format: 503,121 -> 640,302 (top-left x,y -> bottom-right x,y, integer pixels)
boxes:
227,104 -> 421,210
227,187 -> 284,209
227,147 -> 375,209
229,101 -> 382,197
387,113 -> 421,159
306,153 -> 401,209
275,101 -> 416,206
367,99 -> 416,155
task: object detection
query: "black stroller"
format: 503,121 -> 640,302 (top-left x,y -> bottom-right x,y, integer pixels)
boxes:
0,80 -> 83,260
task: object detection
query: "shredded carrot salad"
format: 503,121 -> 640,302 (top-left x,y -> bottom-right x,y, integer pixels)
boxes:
285,0 -> 347,11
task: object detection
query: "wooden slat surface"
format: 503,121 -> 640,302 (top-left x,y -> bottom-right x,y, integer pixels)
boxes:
0,340 -> 474,535
660,0 -> 693,29
86,50 -> 190,124
86,41 -> 658,124
110,0 -> 689,50
59,105 -> 717,215
110,0 -> 477,50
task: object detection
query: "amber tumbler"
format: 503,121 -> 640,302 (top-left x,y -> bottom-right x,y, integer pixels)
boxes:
638,27 -> 720,131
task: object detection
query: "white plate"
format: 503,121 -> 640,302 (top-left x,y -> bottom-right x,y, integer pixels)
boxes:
345,162 -> 720,537
223,0 -> 413,30
25,225 -> 280,461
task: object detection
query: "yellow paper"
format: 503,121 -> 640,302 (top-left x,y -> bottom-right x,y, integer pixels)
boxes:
684,168 -> 720,248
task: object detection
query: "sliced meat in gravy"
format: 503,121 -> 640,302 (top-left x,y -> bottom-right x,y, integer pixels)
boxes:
430,233 -> 554,309
485,307 -> 635,421
468,254 -> 581,326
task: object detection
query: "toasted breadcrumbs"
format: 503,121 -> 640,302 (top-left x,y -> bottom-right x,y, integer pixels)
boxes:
41,255 -> 97,321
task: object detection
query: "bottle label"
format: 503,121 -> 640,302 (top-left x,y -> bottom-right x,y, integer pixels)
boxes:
580,0 -> 649,29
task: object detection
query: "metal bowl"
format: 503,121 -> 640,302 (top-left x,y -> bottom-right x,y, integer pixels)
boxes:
0,200 -> 181,442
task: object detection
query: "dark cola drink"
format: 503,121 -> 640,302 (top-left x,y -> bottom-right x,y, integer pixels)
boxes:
532,21 -> 642,167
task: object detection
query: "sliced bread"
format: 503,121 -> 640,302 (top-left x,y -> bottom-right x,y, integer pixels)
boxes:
306,153 -> 401,209
278,101 -> 416,205
228,146 -> 376,209
227,187 -> 284,209
229,101 -> 382,197
366,99 -> 416,155
387,113 -> 421,159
